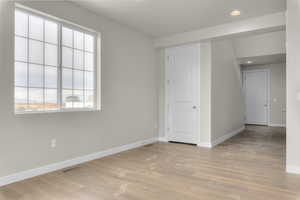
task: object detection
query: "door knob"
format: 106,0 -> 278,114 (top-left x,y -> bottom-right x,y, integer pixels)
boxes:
192,106 -> 197,109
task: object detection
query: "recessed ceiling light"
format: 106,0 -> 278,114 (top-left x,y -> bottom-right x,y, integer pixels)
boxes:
230,10 -> 241,16
246,61 -> 253,64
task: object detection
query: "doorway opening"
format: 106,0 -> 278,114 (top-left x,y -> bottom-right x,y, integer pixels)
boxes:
241,58 -> 286,128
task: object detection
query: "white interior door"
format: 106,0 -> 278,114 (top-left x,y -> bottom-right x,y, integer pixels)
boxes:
165,43 -> 200,144
244,70 -> 269,125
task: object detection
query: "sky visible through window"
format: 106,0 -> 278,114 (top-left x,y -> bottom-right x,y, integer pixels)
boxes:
15,9 -> 96,113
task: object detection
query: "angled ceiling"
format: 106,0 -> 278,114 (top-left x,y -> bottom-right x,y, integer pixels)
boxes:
238,54 -> 286,66
71,0 -> 286,37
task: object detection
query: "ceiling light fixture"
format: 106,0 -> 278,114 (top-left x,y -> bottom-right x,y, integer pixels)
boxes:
230,10 -> 241,16
246,61 -> 253,64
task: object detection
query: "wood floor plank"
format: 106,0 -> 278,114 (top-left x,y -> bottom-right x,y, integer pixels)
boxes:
1,126 -> 300,200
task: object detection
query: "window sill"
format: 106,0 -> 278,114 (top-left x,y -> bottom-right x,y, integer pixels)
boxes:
15,108 -> 101,115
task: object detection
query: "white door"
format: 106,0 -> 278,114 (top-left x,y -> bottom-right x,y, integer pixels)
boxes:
244,70 -> 269,125
165,43 -> 200,144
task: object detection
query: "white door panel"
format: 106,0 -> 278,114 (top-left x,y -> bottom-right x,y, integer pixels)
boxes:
166,43 -> 200,144
244,70 -> 269,125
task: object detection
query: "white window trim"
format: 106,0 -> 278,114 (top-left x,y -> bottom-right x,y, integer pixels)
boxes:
14,3 -> 101,115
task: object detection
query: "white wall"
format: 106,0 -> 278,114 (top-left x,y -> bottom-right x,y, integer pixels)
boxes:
210,39 -> 245,141
233,31 -> 286,58
0,1 -> 157,178
286,0 -> 300,173
242,63 -> 286,126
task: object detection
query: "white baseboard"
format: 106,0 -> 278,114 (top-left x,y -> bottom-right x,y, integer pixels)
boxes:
286,165 -> 300,174
0,137 -> 157,187
211,126 -> 245,148
197,142 -> 212,148
269,123 -> 286,127
158,137 -> 168,142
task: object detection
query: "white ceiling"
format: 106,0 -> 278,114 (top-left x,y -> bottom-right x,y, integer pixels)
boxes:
71,0 -> 286,37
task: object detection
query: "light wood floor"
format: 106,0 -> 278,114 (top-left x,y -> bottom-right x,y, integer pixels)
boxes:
1,126 -> 300,200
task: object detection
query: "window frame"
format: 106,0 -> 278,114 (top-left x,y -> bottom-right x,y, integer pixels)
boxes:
14,4 -> 101,114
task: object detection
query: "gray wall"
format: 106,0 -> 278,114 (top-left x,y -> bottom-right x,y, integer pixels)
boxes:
199,42 -> 212,144
210,39 -> 245,141
286,0 -> 300,172
0,1 -> 157,178
242,63 -> 286,126
157,49 -> 165,138
233,30 -> 286,58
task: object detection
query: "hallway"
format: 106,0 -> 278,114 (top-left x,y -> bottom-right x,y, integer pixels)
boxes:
219,125 -> 286,168
1,126 -> 300,200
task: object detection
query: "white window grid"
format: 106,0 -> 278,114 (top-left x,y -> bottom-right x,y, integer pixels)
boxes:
14,6 -> 99,114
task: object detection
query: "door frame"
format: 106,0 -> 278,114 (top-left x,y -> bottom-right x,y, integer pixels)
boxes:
242,68 -> 271,126
164,43 -> 201,145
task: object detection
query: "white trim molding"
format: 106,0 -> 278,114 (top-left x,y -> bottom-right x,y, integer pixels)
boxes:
269,124 -> 286,127
287,165 -> 300,174
198,142 -> 212,148
211,126 -> 245,148
197,126 -> 245,148
0,137 -> 157,187
158,137 -> 168,142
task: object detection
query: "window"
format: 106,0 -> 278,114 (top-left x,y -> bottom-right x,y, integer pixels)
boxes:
14,8 -> 99,114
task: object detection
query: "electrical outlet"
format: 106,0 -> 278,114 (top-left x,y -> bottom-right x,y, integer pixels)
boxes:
51,139 -> 56,148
